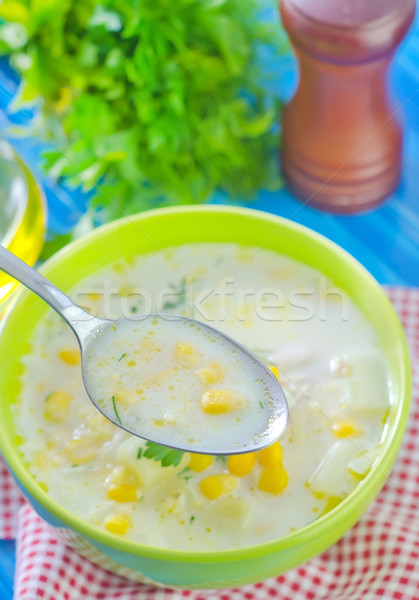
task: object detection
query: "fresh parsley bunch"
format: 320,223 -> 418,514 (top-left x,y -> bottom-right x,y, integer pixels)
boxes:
0,0 -> 285,221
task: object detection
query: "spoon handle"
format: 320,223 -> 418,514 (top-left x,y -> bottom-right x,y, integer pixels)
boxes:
0,244 -> 102,341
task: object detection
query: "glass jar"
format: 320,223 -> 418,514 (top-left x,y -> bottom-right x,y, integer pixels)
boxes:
0,141 -> 46,310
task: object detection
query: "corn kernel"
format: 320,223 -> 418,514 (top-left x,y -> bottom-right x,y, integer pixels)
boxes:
139,338 -> 161,358
200,473 -> 238,500
105,515 -> 131,535
44,390 -> 72,422
258,465 -> 288,495
200,389 -> 245,414
58,348 -> 80,365
269,365 -> 280,379
176,342 -> 194,354
197,362 -> 224,385
113,388 -> 135,407
107,484 -> 138,503
332,421 -> 361,438
65,438 -> 95,464
257,442 -> 283,467
174,342 -> 198,367
227,453 -> 256,477
188,453 -> 213,472
320,495 -> 343,517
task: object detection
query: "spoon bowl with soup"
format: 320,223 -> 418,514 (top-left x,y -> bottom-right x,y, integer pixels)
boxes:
0,244 -> 288,455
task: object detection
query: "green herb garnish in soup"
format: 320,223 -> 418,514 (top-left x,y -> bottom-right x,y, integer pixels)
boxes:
14,243 -> 390,550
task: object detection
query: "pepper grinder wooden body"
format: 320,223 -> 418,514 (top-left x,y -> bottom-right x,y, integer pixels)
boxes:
280,0 -> 416,214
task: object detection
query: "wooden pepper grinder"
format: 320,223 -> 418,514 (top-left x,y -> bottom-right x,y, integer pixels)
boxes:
280,0 -> 416,214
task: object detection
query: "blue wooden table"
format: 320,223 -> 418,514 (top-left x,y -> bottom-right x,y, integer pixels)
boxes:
1,12 -> 418,599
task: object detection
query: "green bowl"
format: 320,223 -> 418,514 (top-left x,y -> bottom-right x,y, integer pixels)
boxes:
0,206 -> 411,588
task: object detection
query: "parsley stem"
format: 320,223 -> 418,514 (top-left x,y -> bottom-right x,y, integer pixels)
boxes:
111,395 -> 122,425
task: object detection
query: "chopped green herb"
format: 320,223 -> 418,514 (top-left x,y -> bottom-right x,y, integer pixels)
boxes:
111,395 -> 122,425
190,516 -> 195,524
118,352 -> 128,362
136,448 -> 143,460
138,495 -> 144,503
215,455 -> 227,463
259,401 -> 264,409
177,466 -> 193,482
177,466 -> 191,478
71,464 -> 80,468
143,441 -> 184,468
162,277 -> 187,312
130,305 -> 138,313
44,392 -> 53,403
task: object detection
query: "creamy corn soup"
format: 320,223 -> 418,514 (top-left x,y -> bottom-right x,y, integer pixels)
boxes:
83,315 -> 282,453
15,244 -> 390,550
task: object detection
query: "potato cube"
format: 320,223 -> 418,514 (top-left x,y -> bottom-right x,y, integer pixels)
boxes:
309,440 -> 359,497
345,356 -> 389,413
202,497 -> 251,530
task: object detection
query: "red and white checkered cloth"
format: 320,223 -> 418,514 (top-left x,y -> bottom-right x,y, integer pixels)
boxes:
1,286 -> 418,600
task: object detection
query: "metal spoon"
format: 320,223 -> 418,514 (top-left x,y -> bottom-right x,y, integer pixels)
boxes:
0,244 -> 288,454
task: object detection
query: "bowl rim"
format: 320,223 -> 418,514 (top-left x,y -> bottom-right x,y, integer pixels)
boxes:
0,204 -> 411,563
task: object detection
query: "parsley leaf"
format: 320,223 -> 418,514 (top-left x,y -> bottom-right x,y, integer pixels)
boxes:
0,0 -> 285,226
142,441 -> 184,468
